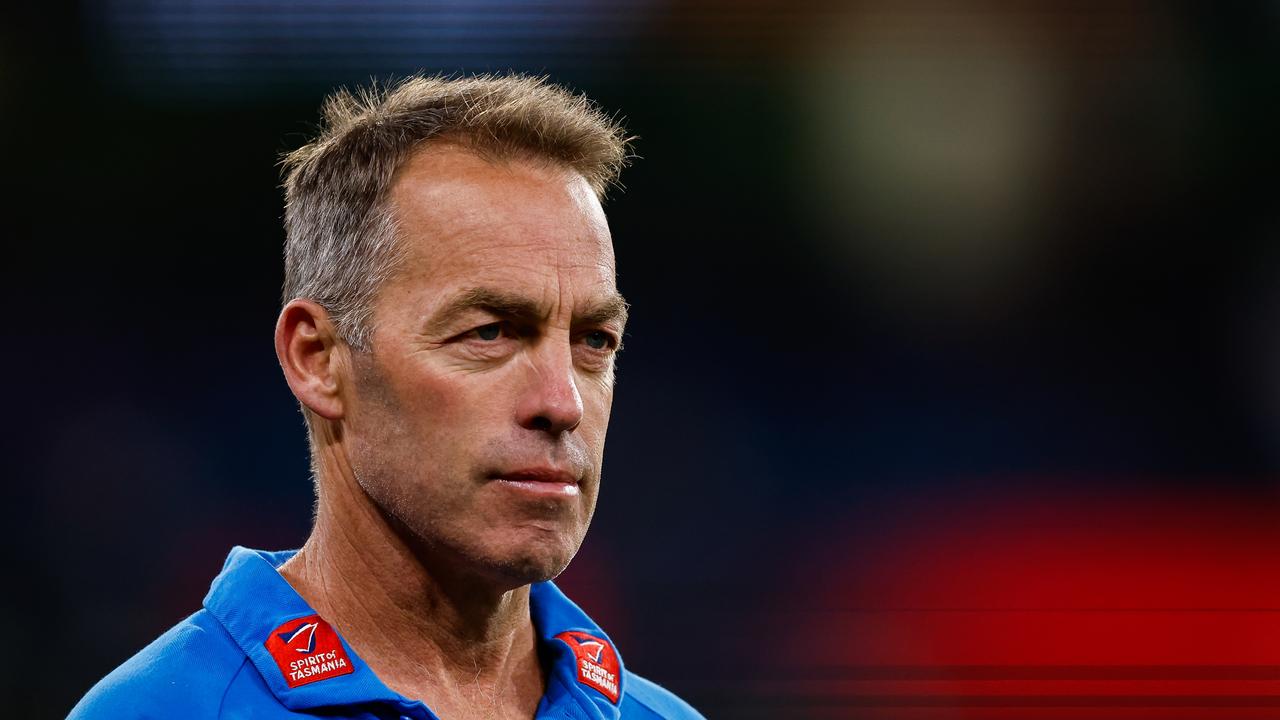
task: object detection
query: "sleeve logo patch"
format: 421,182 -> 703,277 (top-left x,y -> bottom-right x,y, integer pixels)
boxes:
264,614 -> 354,688
555,630 -> 620,704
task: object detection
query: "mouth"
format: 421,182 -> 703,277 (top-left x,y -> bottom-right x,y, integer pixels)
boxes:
491,467 -> 581,498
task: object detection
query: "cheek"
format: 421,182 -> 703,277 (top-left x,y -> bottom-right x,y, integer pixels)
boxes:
580,382 -> 615,449
380,369 -> 530,469
368,359 -> 474,424
349,361 -> 471,467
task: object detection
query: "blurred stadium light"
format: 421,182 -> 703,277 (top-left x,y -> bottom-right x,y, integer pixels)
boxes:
86,0 -> 660,97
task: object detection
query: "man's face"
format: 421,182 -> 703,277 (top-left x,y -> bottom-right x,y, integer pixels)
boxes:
342,145 -> 625,587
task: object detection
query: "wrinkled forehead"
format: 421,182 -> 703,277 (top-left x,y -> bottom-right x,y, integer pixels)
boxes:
384,144 -> 617,299
394,142 -> 607,228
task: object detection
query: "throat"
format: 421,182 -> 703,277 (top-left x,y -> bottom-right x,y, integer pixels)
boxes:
277,525 -> 547,718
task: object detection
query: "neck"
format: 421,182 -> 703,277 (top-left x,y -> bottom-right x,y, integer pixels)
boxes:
279,440 -> 545,719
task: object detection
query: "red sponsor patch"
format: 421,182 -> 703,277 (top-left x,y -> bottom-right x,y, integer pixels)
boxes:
555,630 -> 620,703
264,614 -> 354,688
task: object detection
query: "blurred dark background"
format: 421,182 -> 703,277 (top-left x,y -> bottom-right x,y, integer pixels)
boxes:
6,2 -> 1280,718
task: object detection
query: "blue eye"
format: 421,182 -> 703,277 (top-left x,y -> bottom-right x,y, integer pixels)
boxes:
583,331 -> 612,350
475,323 -> 502,341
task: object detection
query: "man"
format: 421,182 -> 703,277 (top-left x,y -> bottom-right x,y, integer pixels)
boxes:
70,74 -> 703,720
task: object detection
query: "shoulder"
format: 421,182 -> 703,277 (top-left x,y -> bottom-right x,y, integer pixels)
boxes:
620,671 -> 706,719
69,609 -> 249,720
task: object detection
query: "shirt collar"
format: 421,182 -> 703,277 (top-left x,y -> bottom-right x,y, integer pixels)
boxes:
202,546 -> 624,719
530,581 -> 626,720
203,546 -> 409,712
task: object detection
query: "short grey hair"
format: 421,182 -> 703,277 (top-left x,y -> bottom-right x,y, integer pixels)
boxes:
280,73 -> 632,350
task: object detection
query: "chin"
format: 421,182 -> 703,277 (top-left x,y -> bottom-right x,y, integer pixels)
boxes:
489,557 -> 567,587
481,534 -> 581,587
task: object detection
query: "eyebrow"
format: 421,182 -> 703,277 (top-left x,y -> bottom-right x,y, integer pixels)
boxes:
425,286 -> 629,336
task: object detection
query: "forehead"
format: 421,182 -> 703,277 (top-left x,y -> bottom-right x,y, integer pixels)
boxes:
387,144 -> 615,295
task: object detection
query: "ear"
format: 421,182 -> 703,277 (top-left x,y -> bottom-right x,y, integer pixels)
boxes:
274,299 -> 349,421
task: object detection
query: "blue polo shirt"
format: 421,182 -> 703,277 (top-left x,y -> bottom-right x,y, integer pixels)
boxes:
69,547 -> 703,719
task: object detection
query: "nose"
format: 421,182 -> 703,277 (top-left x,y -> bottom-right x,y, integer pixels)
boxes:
516,340 -> 584,435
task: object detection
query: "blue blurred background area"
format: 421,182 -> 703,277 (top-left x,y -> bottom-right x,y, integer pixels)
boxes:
6,1 -> 1280,717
